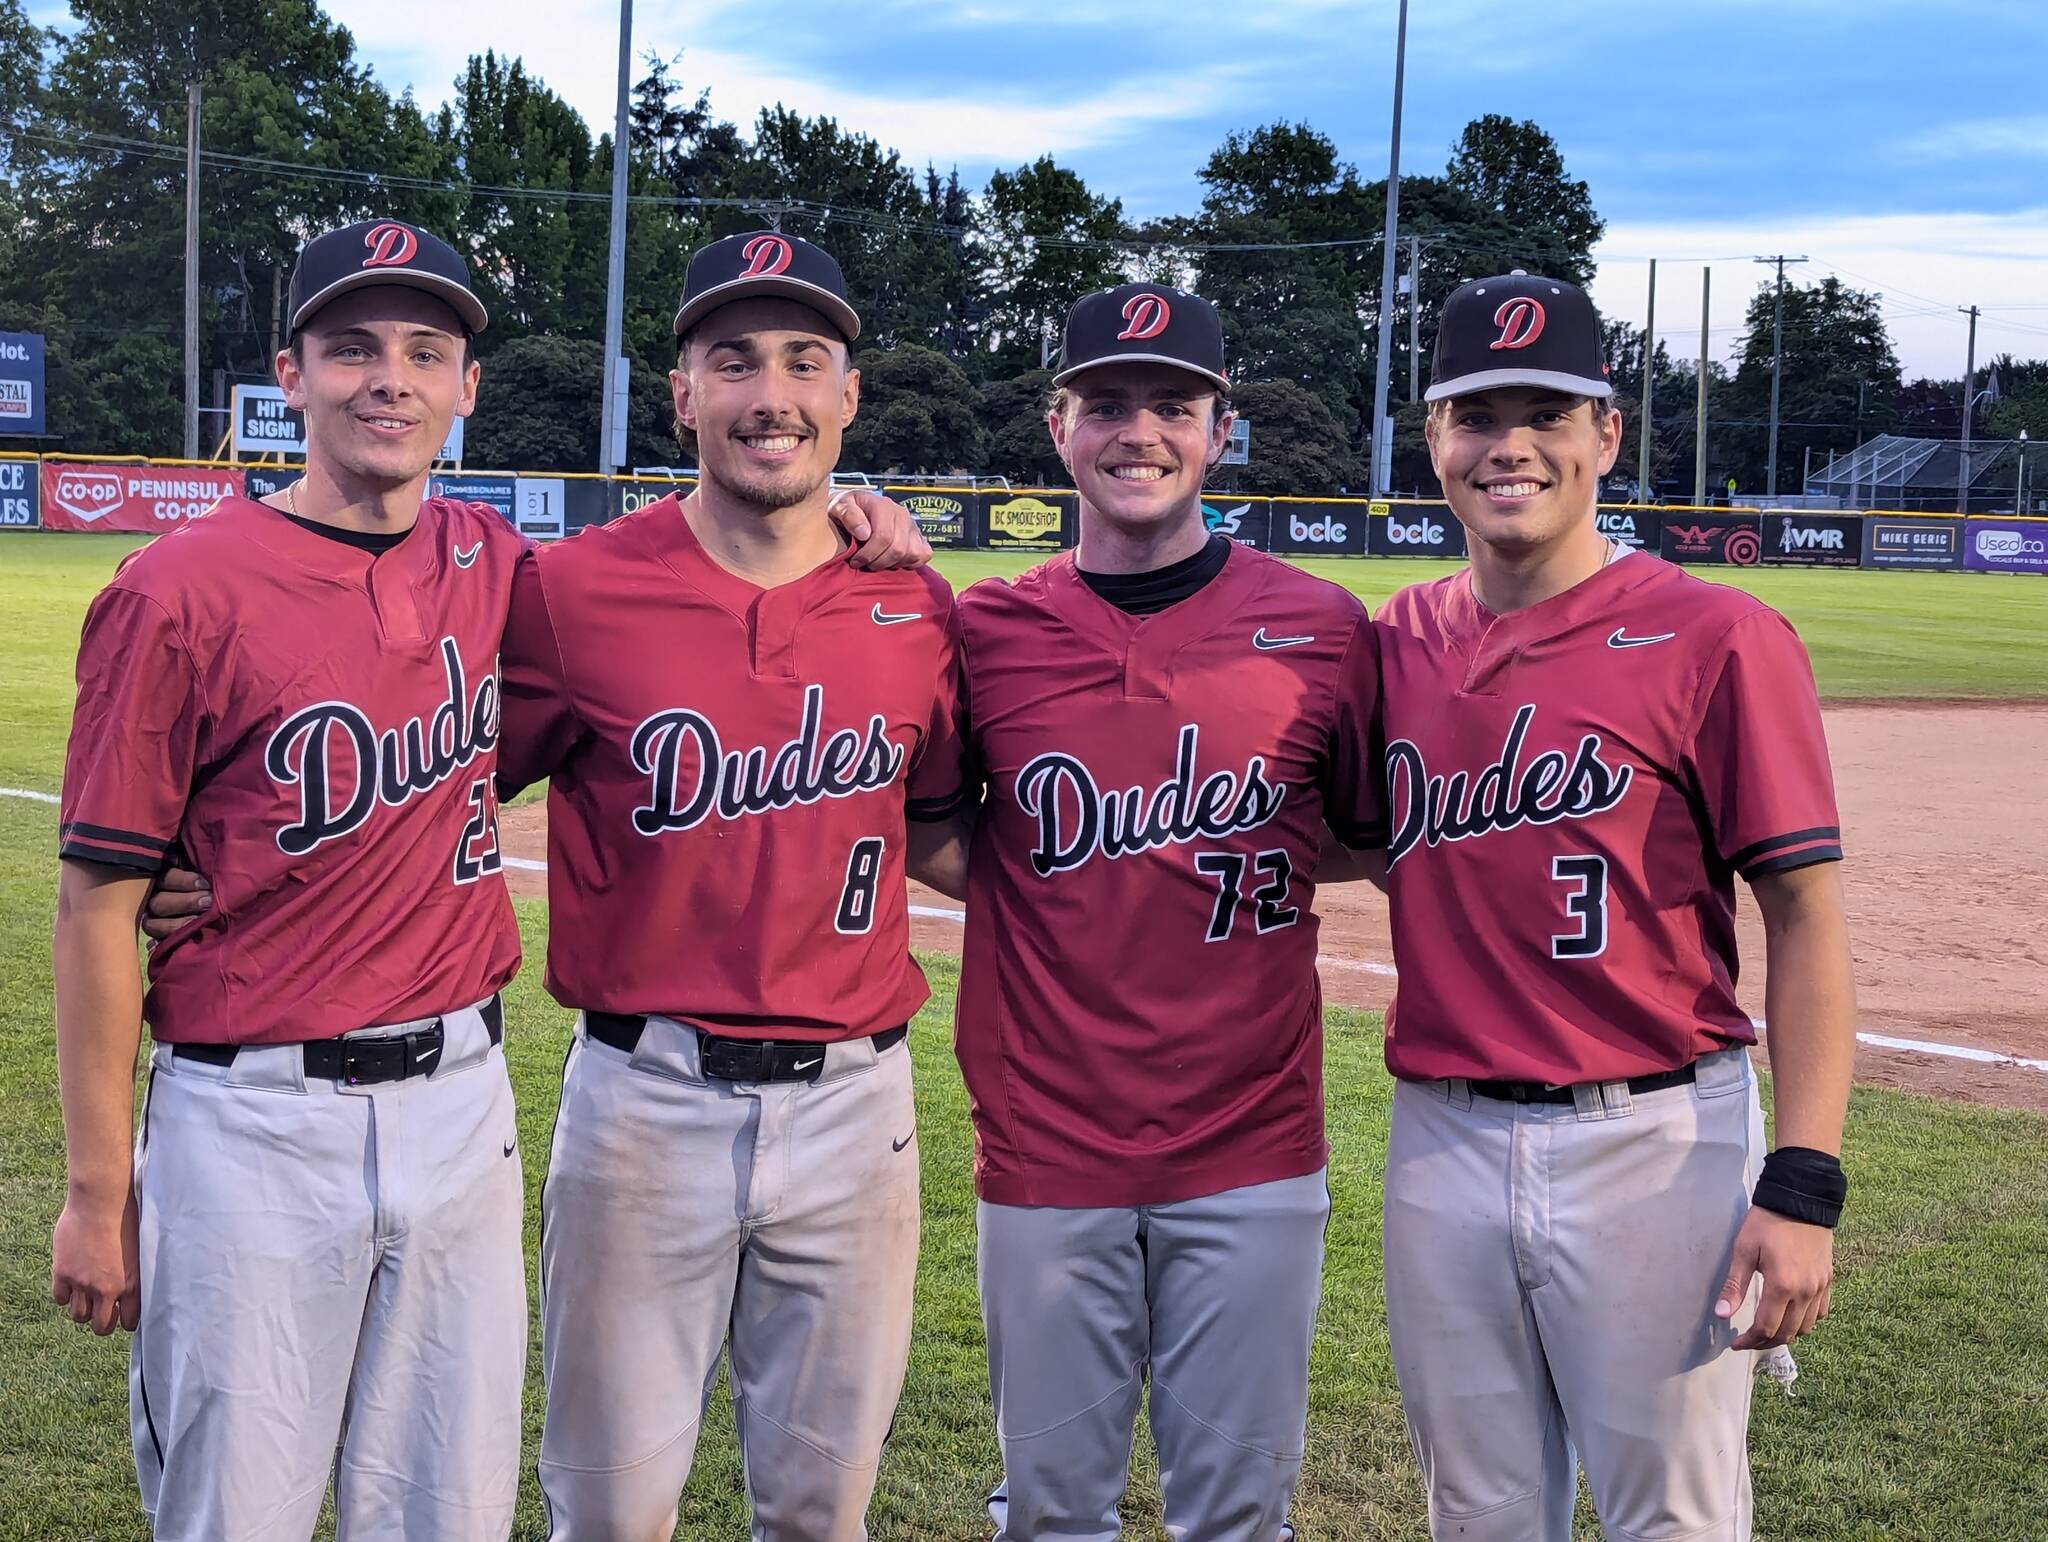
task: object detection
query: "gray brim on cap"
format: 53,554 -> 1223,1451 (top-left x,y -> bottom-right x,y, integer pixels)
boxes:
290,270 -> 488,336
1051,353 -> 1231,392
1424,366 -> 1612,403
672,274 -> 861,342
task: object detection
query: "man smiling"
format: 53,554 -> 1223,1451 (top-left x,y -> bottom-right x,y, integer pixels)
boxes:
501,232 -> 963,1541
912,283 -> 1384,1541
1374,272 -> 1854,1540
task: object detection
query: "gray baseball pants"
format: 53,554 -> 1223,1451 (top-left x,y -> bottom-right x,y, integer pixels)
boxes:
1382,1045 -> 1768,1541
978,1168 -> 1330,1542
536,1015 -> 921,1542
130,1001 -> 525,1542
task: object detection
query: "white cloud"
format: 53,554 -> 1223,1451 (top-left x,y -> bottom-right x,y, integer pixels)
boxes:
1903,115 -> 2048,159
332,0 -> 1250,164
1589,208 -> 2048,379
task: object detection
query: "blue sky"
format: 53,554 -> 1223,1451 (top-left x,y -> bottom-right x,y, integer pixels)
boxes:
30,0 -> 2048,375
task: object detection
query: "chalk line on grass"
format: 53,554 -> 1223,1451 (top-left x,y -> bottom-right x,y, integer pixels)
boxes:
10,789 -> 2039,1078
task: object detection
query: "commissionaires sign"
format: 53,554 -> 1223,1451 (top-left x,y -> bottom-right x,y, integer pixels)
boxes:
40,462 -> 241,532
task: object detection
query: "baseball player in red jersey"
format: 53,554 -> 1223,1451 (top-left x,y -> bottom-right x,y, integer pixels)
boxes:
1371,273 -> 1856,1540
495,232 -> 964,1541
910,285 -> 1384,1541
50,221 -> 531,1541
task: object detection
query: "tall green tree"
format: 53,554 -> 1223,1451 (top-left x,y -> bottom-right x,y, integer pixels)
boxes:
972,157 -> 1126,378
1445,115 -> 1603,286
1721,277 -> 1901,492
979,369 -> 1065,485
1226,378 -> 1366,495
840,345 -> 983,474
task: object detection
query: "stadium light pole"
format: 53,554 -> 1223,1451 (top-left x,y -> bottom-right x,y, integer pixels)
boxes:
183,83 -> 201,463
597,0 -> 634,476
1693,265 -> 1709,505
1368,0 -> 1409,497
1957,304 -> 1981,516
1755,254 -> 1805,498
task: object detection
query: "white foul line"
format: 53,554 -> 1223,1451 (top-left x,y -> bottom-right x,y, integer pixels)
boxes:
5,788 -> 2041,1076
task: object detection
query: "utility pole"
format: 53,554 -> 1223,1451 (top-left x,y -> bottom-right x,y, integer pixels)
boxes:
1368,0 -> 1409,496
1407,233 -> 1421,402
1958,304 -> 1981,516
183,83 -> 202,463
1637,257 -> 1656,502
1754,254 -> 1805,497
1694,265 -> 1710,505
597,0 -> 634,475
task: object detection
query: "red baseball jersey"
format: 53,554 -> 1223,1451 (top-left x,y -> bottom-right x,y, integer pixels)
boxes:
1374,553 -> 1842,1085
497,494 -> 962,1040
951,545 -> 1385,1208
58,496 -> 524,1044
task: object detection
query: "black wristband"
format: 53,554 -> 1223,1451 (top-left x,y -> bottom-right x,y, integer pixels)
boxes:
1753,1145 -> 1848,1228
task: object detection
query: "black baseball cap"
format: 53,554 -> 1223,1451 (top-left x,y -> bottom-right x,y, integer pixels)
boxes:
1053,283 -> 1229,393
672,231 -> 862,343
288,219 -> 487,338
1426,271 -> 1610,403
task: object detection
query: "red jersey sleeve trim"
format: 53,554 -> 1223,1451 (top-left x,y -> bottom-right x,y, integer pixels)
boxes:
1735,826 -> 1844,878
59,823 -> 170,873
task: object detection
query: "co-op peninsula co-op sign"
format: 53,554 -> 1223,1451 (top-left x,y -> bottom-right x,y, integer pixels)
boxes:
231,384 -> 462,464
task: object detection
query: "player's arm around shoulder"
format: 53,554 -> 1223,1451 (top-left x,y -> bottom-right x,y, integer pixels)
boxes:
904,574 -> 975,903
1317,597 -> 1391,889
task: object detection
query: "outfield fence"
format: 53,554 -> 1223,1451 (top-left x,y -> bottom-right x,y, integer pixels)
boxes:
4,452 -> 2046,576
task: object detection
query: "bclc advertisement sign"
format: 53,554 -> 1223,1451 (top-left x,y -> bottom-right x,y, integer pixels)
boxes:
1367,501 -> 1467,558
1269,500 -> 1366,555
1963,520 -> 2048,575
39,462 -> 241,532
232,384 -> 463,464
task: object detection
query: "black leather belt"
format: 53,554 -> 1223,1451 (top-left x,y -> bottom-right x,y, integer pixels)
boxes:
171,996 -> 504,1085
1466,1060 -> 1698,1105
583,1010 -> 906,1083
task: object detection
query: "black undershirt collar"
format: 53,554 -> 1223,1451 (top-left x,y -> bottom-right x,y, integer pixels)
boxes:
1077,533 -> 1232,616
282,510 -> 412,554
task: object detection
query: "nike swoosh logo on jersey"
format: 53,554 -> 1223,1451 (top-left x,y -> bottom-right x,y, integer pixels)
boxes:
1252,628 -> 1316,650
1607,627 -> 1677,648
871,603 -> 921,626
453,541 -> 484,568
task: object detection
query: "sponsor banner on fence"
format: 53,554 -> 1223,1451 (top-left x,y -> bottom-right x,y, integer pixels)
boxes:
980,491 -> 1076,551
243,466 -> 298,499
514,477 -> 567,540
1367,501 -> 1466,558
39,461 -> 240,532
1962,519 -> 2048,575
0,332 -> 47,436
1762,511 -> 1861,567
0,459 -> 39,527
229,383 -> 464,463
1660,512 -> 1763,566
430,473 -> 516,522
1202,493 -> 1270,550
892,489 -> 972,549
1862,517 -> 1962,571
1269,500 -> 1367,555
560,477 -> 612,534
1595,507 -> 1658,553
612,477 -> 692,521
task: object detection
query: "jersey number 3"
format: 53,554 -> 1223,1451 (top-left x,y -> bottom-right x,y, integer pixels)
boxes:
1550,854 -> 1608,959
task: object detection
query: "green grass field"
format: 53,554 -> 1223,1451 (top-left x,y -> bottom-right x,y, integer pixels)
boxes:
2,534 -> 2046,1540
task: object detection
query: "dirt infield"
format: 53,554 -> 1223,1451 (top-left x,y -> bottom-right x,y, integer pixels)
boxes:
500,701 -> 2048,1116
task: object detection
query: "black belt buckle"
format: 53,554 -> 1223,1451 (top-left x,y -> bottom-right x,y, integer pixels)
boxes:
701,1035 -> 771,1082
341,1025 -> 441,1084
